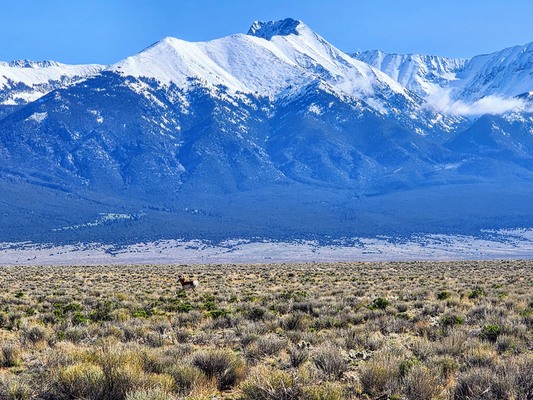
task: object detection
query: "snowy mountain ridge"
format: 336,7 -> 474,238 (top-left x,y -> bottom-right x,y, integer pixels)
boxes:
0,60 -> 104,107
0,18 -> 532,246
351,50 -> 467,99
353,41 -> 533,116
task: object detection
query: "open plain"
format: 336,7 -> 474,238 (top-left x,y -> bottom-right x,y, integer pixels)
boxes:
0,260 -> 531,399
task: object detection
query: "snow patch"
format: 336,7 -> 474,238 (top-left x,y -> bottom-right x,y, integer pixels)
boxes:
26,112 -> 47,123
1,229 -> 533,266
53,213 -> 138,232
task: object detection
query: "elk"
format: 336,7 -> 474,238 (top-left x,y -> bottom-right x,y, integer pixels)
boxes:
178,275 -> 198,291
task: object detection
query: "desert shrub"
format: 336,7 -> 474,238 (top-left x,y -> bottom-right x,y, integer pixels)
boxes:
435,331 -> 469,357
396,302 -> 408,312
509,355 -> 533,399
288,344 -> 309,368
454,367 -> 502,400
251,334 -> 287,358
430,356 -> 459,381
125,388 -> 177,400
465,343 -> 497,368
302,382 -> 345,400
468,287 -> 486,299
21,324 -> 48,345
243,305 -> 267,321
281,313 -> 308,331
0,375 -> 34,400
398,356 -> 420,378
191,349 -> 245,390
240,368 -> 302,400
53,362 -> 105,400
439,314 -> 464,328
368,297 -> 390,310
359,351 -> 401,397
495,334 -> 523,354
165,364 -> 203,395
311,346 -> 347,381
403,364 -> 441,400
341,328 -> 361,350
480,324 -> 502,342
436,290 -> 451,300
0,343 -> 22,368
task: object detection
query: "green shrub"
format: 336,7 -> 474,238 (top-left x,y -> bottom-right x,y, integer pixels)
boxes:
440,314 -> 464,328
468,287 -> 486,299
368,297 -> 391,310
480,324 -> 502,343
207,308 -> 229,319
436,291 -> 451,300
398,356 -> 420,378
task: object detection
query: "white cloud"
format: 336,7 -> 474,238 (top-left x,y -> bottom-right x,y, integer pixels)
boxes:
426,88 -> 532,117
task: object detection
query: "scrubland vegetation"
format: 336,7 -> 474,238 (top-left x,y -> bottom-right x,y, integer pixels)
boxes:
0,260 -> 531,399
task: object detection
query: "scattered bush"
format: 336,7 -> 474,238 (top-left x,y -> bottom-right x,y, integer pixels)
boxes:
404,364 -> 441,400
192,349 -> 245,390
288,344 -> 309,368
302,382 -> 345,400
240,368 -> 302,400
359,351 -> 401,398
165,364 -> 203,395
368,297 -> 391,310
125,388 -> 177,400
468,287 -> 486,299
454,367 -> 499,400
0,375 -> 34,400
312,346 -> 347,380
0,343 -> 22,368
436,291 -> 451,300
53,362 -> 105,400
480,324 -> 502,342
440,314 -> 464,328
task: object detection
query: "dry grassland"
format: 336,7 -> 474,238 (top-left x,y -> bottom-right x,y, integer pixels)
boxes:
0,260 -> 531,399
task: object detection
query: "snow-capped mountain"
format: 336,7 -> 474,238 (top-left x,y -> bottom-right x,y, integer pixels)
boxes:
0,60 -> 104,116
110,19 -> 460,135
455,42 -> 533,101
354,42 -> 533,115
0,18 -> 532,245
352,50 -> 467,100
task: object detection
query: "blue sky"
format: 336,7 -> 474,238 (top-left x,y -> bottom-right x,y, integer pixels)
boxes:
2,0 -> 533,64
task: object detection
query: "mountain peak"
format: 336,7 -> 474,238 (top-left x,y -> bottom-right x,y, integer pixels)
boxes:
247,18 -> 303,40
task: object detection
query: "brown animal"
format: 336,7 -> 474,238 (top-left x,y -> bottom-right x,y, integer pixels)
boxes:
179,275 -> 198,291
